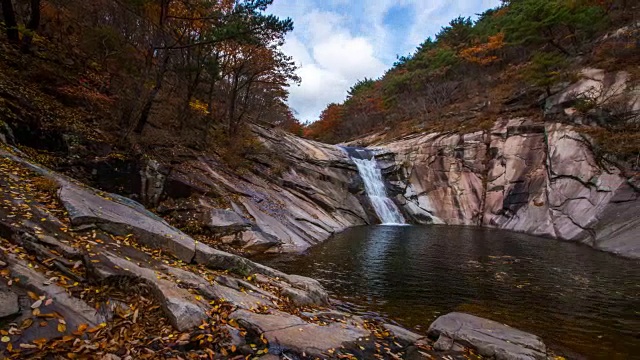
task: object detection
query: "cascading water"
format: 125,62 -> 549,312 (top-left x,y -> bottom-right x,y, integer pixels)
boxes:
348,149 -> 406,225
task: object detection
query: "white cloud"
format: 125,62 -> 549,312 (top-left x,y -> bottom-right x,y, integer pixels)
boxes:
269,1 -> 502,123
313,35 -> 386,81
276,9 -> 387,122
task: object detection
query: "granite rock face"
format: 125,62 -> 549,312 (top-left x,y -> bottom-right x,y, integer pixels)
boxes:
0,147 -> 382,358
154,124 -> 372,253
374,118 -> 639,258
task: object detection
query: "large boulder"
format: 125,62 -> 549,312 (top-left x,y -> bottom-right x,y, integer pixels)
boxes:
427,312 -> 547,360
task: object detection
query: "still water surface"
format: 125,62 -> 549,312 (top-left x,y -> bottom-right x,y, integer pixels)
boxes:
257,225 -> 640,359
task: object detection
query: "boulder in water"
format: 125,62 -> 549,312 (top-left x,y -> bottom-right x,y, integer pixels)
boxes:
427,312 -> 547,360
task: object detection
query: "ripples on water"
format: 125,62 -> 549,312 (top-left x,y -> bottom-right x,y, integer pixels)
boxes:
256,225 -> 640,360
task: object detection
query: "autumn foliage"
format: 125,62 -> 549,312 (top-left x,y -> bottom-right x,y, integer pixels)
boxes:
304,0 -> 636,144
459,32 -> 506,65
0,0 -> 299,158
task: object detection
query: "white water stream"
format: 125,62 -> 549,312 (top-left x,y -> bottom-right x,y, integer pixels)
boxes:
350,151 -> 406,225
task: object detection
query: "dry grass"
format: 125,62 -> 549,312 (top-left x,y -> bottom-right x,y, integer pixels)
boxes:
30,176 -> 60,195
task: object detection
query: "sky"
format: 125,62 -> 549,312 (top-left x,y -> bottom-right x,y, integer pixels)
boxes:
267,0 -> 502,123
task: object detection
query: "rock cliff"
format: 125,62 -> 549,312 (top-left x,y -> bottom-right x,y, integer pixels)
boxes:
142,125 -> 373,254
371,118 -> 639,258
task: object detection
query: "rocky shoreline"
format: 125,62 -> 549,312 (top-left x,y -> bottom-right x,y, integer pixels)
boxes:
0,142 -> 560,359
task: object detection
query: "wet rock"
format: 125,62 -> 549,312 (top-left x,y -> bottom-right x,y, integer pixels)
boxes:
383,323 -> 424,344
428,312 -> 547,360
231,309 -> 369,358
0,289 -> 19,318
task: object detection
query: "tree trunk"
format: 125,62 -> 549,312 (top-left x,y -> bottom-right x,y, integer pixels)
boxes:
133,0 -> 171,135
133,52 -> 170,134
227,72 -> 239,136
21,0 -> 41,53
1,0 -> 19,44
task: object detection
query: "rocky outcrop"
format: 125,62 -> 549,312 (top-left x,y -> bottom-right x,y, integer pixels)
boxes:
154,125 -> 372,254
231,309 -> 369,358
375,117 -> 639,258
428,312 -> 547,360
0,145 -> 419,359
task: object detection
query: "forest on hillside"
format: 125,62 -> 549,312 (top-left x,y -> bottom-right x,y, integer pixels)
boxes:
0,0 -> 638,170
303,0 -> 639,162
0,0 -> 301,167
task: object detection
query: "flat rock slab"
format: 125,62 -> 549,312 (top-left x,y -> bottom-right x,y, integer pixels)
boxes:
58,184 -> 197,263
428,312 -> 547,360
102,254 -> 208,331
6,256 -> 104,344
207,209 -> 251,231
231,309 -> 369,358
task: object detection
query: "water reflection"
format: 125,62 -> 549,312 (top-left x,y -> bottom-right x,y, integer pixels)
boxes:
257,225 -> 640,359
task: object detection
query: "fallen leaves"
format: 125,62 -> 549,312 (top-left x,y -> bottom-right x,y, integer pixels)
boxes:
19,318 -> 34,330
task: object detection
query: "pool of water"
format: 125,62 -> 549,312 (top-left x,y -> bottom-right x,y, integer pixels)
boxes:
255,225 -> 640,359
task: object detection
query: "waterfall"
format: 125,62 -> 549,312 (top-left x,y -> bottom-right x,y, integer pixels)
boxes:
349,150 -> 406,225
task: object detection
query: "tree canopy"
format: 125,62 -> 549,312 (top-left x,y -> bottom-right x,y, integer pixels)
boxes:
303,0 -> 626,144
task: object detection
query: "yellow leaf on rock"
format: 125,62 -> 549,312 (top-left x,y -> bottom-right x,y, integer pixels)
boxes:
20,318 -> 33,329
57,323 -> 66,333
1,336 -> 10,343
